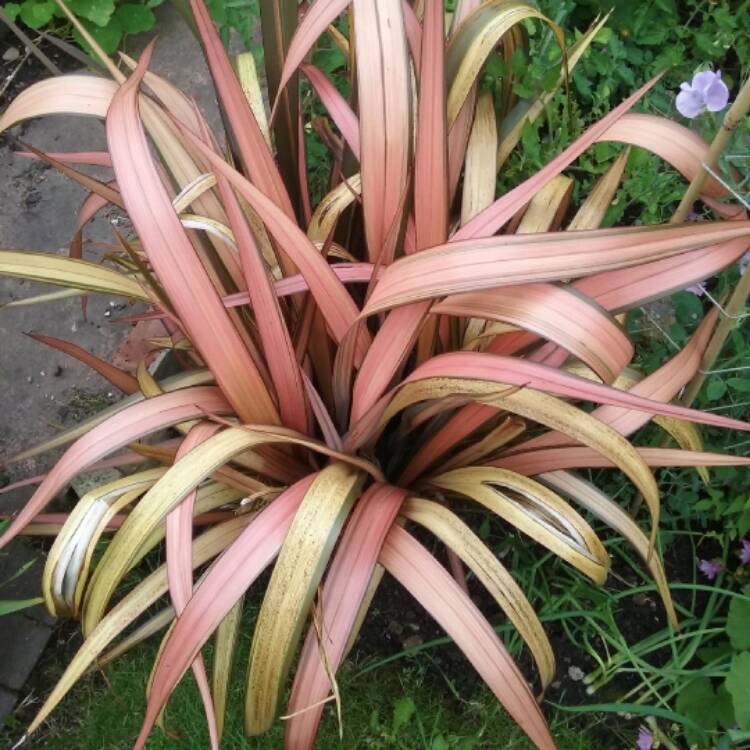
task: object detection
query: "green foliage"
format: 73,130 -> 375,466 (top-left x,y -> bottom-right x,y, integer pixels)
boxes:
554,0 -> 750,115
0,597 -> 44,616
14,0 -> 57,29
677,678 -> 734,746
0,521 -> 44,618
4,0 -> 162,53
727,652 -> 750,731
727,590 -> 750,650
206,0 -> 259,53
4,641 -> 598,749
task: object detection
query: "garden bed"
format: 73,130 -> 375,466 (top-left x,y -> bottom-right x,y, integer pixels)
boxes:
1,1 -> 750,750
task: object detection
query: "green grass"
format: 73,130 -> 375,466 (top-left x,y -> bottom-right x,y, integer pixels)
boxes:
7,643 -> 599,750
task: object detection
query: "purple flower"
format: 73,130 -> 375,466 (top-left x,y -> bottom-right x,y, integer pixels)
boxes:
741,250 -> 750,275
637,726 -> 653,750
740,539 -> 750,565
676,70 -> 730,118
699,559 -> 722,580
685,282 -> 706,296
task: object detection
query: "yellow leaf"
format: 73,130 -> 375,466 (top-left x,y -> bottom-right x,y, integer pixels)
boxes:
461,91 -> 498,225
0,250 -> 147,300
430,467 -> 610,584
245,462 -> 365,734
28,515 -> 253,734
446,1 -> 564,124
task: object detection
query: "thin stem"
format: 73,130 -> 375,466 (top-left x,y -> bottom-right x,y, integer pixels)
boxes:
0,7 -> 62,76
682,268 -> 750,405
671,73 -> 750,223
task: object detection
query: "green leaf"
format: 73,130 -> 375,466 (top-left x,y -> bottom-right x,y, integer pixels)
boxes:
512,82 -> 534,99
593,26 -> 613,44
392,696 -> 416,735
715,684 -> 736,730
0,597 -> 43,616
484,55 -> 507,80
727,652 -> 750,730
542,66 -> 559,92
68,0 -> 115,27
510,48 -> 526,76
706,378 -> 727,402
727,592 -> 750,650
114,3 -> 155,33
697,640 -> 733,664
73,17 -> 122,54
19,0 -> 55,28
728,378 -> 750,393
677,676 -> 732,745
4,2 -> 22,22
206,0 -> 227,23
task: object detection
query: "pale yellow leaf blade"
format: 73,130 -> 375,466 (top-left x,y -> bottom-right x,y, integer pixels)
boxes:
429,466 -> 610,584
245,462 -> 365,734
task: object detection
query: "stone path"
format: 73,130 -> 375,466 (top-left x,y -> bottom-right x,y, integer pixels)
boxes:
0,3 -> 229,721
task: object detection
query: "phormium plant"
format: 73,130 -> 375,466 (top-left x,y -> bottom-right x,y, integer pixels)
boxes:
1,1 -> 750,748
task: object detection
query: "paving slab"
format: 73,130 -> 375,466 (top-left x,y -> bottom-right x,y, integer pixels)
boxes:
0,4 -> 227,483
0,686 -> 17,721
0,536 -> 53,625
0,614 -> 53,693
0,2 -> 235,722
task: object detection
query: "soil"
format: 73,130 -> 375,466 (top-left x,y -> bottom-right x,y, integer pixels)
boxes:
0,36 -> 80,110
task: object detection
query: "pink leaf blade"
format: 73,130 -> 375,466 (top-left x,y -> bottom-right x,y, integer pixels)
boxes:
301,64 -> 360,159
414,0 -> 448,251
165,423 -> 223,750
106,41 -> 280,425
514,306 -> 720,453
353,0 -> 412,263
495,447 -> 750,475
273,0 -> 352,114
189,0 -> 295,219
351,303 -> 430,425
433,283 -> 633,384
348,351 -> 750,453
167,115 -> 369,359
454,74 -> 663,240
363,220 -> 750,315
17,150 -> 112,167
0,387 -> 232,551
214,171 -> 309,433
25,332 -> 139,394
285,484 -> 406,748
